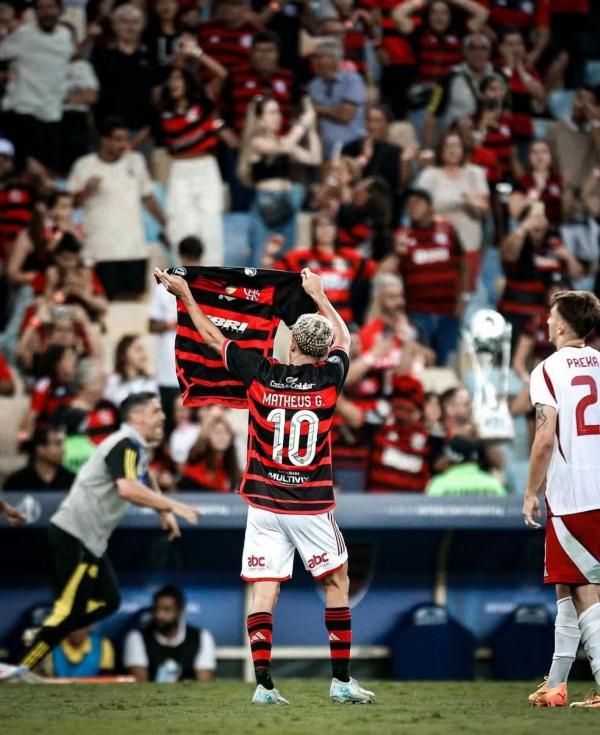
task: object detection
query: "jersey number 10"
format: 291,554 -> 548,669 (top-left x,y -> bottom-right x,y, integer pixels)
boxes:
572,375 -> 600,436
267,409 -> 319,467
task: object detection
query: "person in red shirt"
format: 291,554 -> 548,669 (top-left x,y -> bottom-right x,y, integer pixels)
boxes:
471,74 -> 517,181
394,0 -> 488,86
19,344 -> 78,441
510,139 -> 564,228
380,188 -> 467,365
496,28 -> 546,151
269,213 -> 377,325
223,31 -> 295,135
0,350 -> 15,396
368,373 -> 432,493
178,415 -> 241,491
499,202 -> 582,346
375,0 -> 418,119
198,0 -> 259,71
479,0 -> 550,68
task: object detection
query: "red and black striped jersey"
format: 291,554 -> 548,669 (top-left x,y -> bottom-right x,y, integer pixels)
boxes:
170,266 -> 316,409
368,418 -> 432,492
514,172 -> 563,227
31,378 -> 75,422
415,29 -> 462,83
86,400 -> 121,445
224,66 -> 293,133
498,66 -> 541,141
378,0 -> 417,65
197,21 -> 255,70
273,247 -> 377,325
158,102 -> 223,158
499,232 -> 565,318
0,184 -> 33,262
474,117 -> 513,178
336,204 -> 374,253
397,217 -> 464,315
222,340 -> 349,514
476,0 -> 550,30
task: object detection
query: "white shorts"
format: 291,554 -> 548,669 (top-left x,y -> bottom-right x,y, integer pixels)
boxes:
241,506 -> 348,582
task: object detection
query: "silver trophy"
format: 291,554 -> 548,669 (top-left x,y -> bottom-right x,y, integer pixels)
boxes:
462,309 -> 514,441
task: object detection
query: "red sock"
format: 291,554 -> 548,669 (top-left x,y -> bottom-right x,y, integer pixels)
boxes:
325,606 -> 352,682
247,612 -> 273,688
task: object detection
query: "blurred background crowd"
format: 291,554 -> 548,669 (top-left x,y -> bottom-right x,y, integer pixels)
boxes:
0,0 -> 599,497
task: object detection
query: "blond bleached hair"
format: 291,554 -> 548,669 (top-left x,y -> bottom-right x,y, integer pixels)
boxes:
292,314 -> 334,358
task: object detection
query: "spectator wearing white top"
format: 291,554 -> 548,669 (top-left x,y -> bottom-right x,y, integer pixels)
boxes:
103,334 -> 158,407
68,116 -> 167,299
415,130 -> 489,290
0,0 -> 74,171
123,585 -> 216,682
149,235 -> 203,430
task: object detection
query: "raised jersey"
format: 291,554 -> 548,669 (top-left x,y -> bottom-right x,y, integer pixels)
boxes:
170,266 -> 315,408
222,340 -> 350,514
530,345 -> 600,515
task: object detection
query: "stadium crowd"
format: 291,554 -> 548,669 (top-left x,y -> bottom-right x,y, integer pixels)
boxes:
0,0 -> 599,498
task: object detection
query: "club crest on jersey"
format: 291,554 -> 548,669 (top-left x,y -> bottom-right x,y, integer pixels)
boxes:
244,288 -> 261,302
172,266 -> 187,277
244,267 -> 257,277
327,355 -> 341,364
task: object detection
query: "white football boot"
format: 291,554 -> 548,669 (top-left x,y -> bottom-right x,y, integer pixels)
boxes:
330,677 -> 375,704
0,663 -> 30,682
251,684 -> 290,705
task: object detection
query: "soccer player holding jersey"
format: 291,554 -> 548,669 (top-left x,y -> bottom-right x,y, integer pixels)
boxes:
155,267 -> 375,705
523,291 -> 600,708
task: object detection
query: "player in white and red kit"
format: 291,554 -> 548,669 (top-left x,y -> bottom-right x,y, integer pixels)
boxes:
154,267 -> 375,706
523,290 -> 600,708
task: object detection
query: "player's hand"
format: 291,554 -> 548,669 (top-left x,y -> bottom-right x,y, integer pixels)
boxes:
522,493 -> 542,529
301,268 -> 325,300
1,502 -> 27,526
159,510 -> 181,541
154,268 -> 192,301
171,500 -> 199,526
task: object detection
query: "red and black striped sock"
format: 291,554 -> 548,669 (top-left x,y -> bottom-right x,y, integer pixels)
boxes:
325,606 -> 352,682
247,612 -> 274,689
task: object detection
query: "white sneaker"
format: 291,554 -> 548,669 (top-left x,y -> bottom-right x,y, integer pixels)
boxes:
0,663 -> 30,683
251,684 -> 290,705
330,677 -> 375,704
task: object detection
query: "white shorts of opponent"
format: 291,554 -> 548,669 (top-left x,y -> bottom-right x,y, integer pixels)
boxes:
241,506 -> 348,582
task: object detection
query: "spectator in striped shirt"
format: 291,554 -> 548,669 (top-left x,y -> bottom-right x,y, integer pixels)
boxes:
19,344 -> 78,441
367,373 -> 433,493
380,188 -> 467,365
157,62 -> 226,265
198,0 -> 257,71
496,28 -> 546,155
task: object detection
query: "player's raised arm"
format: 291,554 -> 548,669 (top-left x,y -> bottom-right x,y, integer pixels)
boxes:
154,268 -> 225,355
522,402 -> 557,529
300,268 -> 351,353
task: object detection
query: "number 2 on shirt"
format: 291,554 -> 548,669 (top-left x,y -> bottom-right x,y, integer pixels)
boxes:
572,375 -> 600,436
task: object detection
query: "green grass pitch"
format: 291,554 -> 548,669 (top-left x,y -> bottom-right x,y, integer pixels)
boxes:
3,681 -> 599,735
